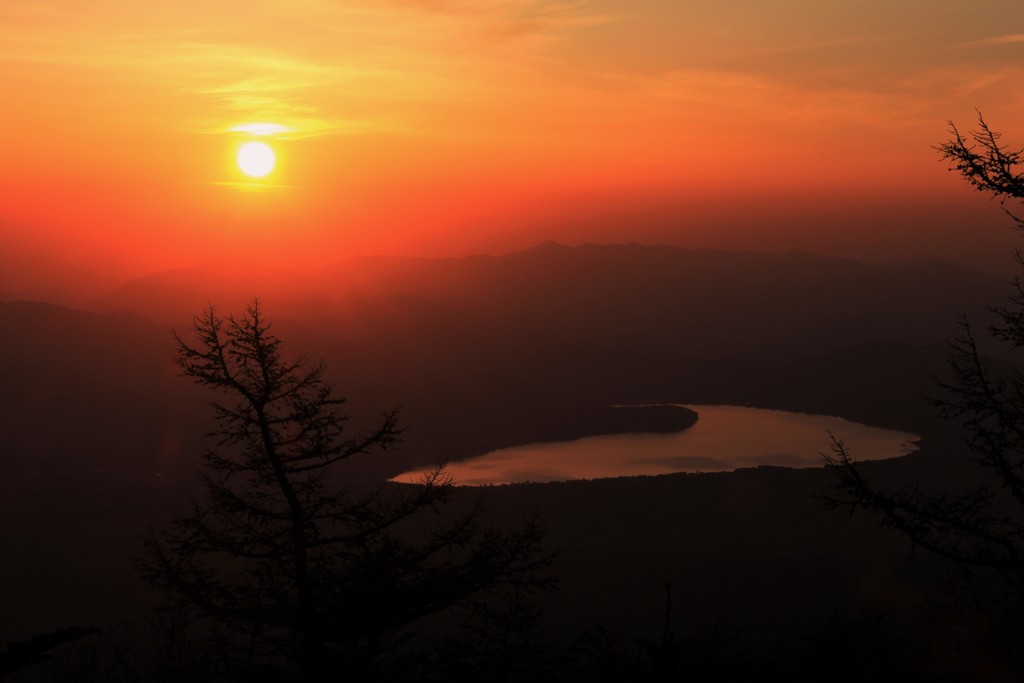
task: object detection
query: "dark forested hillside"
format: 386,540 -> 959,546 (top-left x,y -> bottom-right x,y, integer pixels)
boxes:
0,243 -> 1006,675
7,243 -> 1004,475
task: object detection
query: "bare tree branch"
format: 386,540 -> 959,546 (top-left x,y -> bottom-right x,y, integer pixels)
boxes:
140,299 -> 551,681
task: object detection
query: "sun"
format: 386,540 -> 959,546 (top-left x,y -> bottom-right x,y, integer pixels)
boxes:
237,141 -> 276,178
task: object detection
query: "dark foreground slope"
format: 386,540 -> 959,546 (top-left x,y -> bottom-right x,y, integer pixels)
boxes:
2,437 -> 1001,680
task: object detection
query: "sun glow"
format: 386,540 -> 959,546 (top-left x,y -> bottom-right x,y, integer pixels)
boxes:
237,142 -> 276,178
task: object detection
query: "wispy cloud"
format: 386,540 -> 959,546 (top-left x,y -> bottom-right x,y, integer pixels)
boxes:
750,33 -> 910,56
0,0 -> 612,141
961,33 -> 1024,47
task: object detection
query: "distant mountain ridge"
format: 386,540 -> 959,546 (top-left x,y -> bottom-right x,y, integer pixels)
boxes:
1,242 -> 1008,477
0,243 -> 981,471
84,241 -> 1005,355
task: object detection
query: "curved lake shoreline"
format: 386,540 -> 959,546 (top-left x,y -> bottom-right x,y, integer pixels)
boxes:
520,403 -> 699,442
393,404 -> 919,486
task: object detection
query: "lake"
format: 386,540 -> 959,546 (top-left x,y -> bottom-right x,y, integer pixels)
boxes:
392,404 -> 919,486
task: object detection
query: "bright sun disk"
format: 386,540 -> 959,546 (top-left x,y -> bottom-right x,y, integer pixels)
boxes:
237,141 -> 276,178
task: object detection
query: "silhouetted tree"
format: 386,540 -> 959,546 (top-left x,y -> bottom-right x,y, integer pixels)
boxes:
139,300 -> 550,681
824,112 -> 1024,660
938,112 -> 1024,230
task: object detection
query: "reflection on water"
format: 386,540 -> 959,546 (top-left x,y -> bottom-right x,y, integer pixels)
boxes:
392,404 -> 919,486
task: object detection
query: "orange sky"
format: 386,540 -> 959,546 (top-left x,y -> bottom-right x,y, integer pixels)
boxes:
2,0 -> 1024,280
